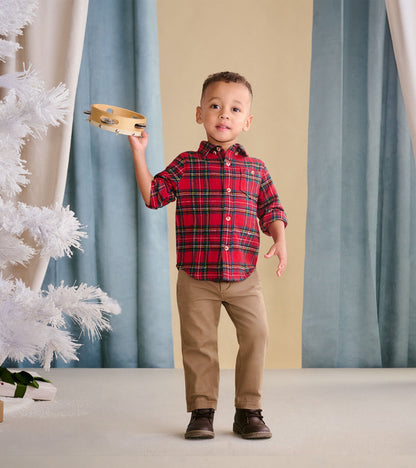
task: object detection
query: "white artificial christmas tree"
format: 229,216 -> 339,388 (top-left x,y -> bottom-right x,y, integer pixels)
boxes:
0,0 -> 121,397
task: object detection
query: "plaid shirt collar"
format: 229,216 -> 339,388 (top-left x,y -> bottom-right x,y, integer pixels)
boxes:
198,140 -> 249,159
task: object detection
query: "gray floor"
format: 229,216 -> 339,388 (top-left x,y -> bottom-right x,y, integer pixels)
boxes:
1,368 -> 416,467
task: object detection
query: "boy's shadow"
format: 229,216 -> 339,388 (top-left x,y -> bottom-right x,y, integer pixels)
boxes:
173,430 -> 240,440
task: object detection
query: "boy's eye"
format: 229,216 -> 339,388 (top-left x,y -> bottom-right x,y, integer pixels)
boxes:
232,107 -> 240,113
211,104 -> 220,109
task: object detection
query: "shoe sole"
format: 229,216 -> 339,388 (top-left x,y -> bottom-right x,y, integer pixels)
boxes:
233,424 -> 272,439
185,430 -> 215,439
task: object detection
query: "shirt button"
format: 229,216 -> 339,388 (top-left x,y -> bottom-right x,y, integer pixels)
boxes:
225,216 -> 231,221
251,170 -> 255,175
226,187 -> 231,193
225,160 -> 231,166
224,245 -> 229,251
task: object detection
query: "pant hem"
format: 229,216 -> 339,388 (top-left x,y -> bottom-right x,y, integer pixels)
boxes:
234,400 -> 262,410
188,400 -> 218,412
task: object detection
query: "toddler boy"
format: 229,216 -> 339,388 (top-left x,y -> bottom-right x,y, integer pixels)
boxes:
129,71 -> 287,439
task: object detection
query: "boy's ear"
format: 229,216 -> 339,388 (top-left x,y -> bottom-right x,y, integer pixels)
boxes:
196,106 -> 203,124
243,114 -> 253,132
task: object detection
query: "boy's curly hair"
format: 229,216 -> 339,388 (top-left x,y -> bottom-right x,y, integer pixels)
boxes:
201,71 -> 253,99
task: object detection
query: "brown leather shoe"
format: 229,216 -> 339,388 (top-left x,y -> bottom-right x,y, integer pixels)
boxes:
233,409 -> 272,439
185,408 -> 215,439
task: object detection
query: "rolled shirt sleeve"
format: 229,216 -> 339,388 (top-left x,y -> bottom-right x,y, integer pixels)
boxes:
257,164 -> 287,235
147,154 -> 186,209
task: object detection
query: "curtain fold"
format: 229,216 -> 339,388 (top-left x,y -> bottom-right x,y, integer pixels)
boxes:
385,0 -> 416,159
1,0 -> 89,291
43,0 -> 174,368
303,0 -> 416,367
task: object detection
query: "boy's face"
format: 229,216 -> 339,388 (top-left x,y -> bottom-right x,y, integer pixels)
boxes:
196,81 -> 253,150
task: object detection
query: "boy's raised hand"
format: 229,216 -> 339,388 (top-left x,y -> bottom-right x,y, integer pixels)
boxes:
264,240 -> 287,277
128,130 -> 149,153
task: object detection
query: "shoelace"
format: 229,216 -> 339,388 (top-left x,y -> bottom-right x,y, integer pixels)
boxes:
192,408 -> 215,422
244,409 -> 265,423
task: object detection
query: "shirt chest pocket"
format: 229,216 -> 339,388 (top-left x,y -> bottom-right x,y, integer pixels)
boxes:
238,168 -> 261,202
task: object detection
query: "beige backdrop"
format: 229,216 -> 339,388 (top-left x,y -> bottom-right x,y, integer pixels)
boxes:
157,0 -> 312,368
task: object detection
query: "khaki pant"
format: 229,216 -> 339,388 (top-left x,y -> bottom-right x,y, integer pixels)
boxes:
176,269 -> 269,412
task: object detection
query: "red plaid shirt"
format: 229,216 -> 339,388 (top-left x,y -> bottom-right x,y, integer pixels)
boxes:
147,141 -> 287,281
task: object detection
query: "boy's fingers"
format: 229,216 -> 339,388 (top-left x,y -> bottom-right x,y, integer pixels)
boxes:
264,245 -> 276,258
129,131 -> 149,151
276,260 -> 287,277
264,243 -> 287,277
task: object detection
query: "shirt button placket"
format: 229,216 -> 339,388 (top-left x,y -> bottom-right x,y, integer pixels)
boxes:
223,152 -> 233,260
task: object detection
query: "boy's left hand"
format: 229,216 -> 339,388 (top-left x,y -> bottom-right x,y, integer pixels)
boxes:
264,241 -> 287,277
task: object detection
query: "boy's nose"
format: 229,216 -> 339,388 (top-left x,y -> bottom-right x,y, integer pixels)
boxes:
220,113 -> 230,120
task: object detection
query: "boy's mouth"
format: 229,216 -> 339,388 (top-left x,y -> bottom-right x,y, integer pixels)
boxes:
216,125 -> 230,131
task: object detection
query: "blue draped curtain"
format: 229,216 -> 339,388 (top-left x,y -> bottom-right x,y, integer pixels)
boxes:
303,0 -> 416,367
42,0 -> 174,368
